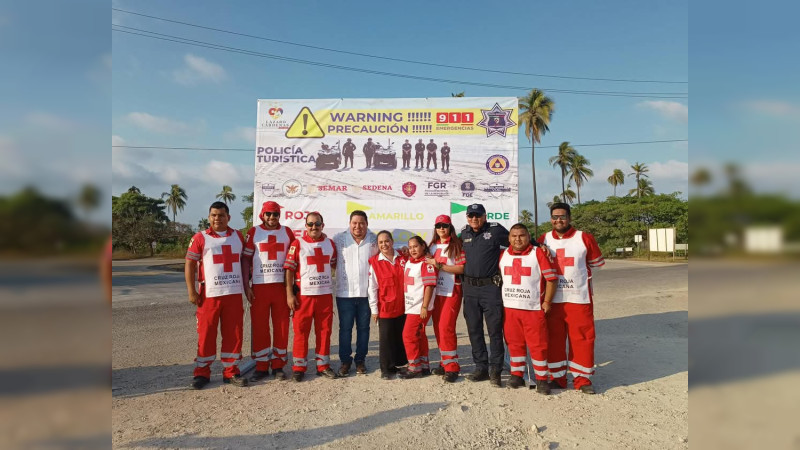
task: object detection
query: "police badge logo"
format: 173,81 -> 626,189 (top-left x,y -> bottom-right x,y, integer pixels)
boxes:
402,181 -> 417,198
477,103 -> 516,138
483,232 -> 492,240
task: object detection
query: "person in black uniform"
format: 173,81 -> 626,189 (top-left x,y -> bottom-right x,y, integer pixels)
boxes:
363,138 -> 375,169
401,139 -> 412,169
342,138 -> 356,169
426,139 -> 438,170
414,139 -> 425,169
440,141 -> 451,172
459,203 -> 509,387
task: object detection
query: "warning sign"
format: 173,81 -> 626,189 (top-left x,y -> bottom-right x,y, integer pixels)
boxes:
285,107 -> 325,138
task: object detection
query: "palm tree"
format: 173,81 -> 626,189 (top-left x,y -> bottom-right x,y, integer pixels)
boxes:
451,91 -> 465,97
216,185 -> 236,204
549,142 -> 577,203
628,162 -> 650,200
198,218 -> 210,231
519,209 -> 533,225
563,185 -> 577,204
690,167 -> 712,186
568,154 -> 593,204
127,186 -> 141,194
607,169 -> 625,196
161,184 -> 188,222
77,183 -> 101,220
628,178 -> 655,197
518,89 -> 555,235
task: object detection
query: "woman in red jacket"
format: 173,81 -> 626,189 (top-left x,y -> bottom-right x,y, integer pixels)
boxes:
368,230 -> 408,379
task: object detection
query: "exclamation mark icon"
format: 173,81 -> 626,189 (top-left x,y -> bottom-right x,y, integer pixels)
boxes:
302,114 -> 308,136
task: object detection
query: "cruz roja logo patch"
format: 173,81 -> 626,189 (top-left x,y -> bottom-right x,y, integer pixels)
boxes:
476,103 -> 516,137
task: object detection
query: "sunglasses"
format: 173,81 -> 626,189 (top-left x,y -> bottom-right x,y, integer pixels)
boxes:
435,223 -> 450,229
306,221 -> 323,228
467,213 -> 484,218
263,212 -> 280,218
551,215 -> 569,221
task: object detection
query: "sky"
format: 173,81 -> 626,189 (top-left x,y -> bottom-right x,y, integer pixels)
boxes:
106,0 -> 691,228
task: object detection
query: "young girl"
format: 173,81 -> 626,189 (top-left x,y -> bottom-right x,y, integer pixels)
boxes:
367,230 -> 408,379
398,236 -> 437,379
426,215 -> 466,383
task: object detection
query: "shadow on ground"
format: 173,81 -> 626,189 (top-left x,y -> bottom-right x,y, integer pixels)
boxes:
126,402 -> 448,449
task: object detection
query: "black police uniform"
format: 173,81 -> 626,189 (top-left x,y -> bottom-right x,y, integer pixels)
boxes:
363,140 -> 375,168
414,141 -> 425,169
401,142 -> 412,168
342,140 -> 356,168
426,141 -> 438,170
440,144 -> 450,171
460,220 -> 509,375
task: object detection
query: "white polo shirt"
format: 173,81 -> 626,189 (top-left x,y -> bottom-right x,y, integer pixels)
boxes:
332,230 -> 378,298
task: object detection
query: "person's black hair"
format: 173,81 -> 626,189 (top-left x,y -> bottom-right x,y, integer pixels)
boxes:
349,210 -> 368,224
549,202 -> 571,215
307,211 -> 324,223
408,235 -> 429,255
376,230 -> 393,242
509,223 -> 530,234
209,201 -> 229,214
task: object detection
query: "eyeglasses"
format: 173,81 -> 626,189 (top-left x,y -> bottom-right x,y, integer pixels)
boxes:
435,223 -> 449,229
306,221 -> 323,228
551,215 -> 569,221
467,213 -> 484,218
263,212 -> 280,218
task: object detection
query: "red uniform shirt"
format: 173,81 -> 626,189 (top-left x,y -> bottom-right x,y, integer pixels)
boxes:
283,231 -> 338,288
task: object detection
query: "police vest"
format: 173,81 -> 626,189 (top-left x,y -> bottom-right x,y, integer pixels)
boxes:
202,232 -> 244,298
430,243 -> 459,297
298,238 -> 334,295
543,231 -> 590,304
252,225 -> 292,284
499,250 -> 543,310
403,260 -> 436,314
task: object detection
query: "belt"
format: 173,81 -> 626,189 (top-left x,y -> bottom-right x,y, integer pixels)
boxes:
464,276 -> 494,287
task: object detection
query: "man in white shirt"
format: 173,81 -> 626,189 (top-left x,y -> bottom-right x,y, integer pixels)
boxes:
332,210 -> 378,376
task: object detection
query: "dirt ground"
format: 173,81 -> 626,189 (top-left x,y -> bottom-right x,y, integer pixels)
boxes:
111,259 -> 688,449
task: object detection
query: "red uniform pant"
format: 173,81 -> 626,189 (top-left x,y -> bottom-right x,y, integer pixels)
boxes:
291,293 -> 333,373
504,307 -> 548,381
194,293 -> 244,379
251,283 -> 290,371
403,313 -> 431,372
546,302 -> 595,389
432,285 -> 462,373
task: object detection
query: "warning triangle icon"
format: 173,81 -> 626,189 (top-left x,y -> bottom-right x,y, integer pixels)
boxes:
491,159 -> 505,169
285,107 -> 325,139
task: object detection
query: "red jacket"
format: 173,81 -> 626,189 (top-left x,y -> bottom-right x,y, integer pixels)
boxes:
368,251 -> 407,318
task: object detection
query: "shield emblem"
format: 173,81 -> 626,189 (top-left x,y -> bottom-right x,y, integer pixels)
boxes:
402,182 -> 417,198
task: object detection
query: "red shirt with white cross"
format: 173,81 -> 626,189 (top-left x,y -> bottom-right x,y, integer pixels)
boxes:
283,231 -> 338,289
186,227 -> 246,285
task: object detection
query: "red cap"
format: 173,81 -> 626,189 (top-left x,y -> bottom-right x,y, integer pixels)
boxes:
435,215 -> 451,225
260,201 -> 282,216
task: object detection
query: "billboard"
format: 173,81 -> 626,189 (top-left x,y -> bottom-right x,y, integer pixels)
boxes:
648,228 -> 676,252
253,97 -> 519,241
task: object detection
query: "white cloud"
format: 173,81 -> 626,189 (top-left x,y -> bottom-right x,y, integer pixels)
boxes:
24,112 -> 77,132
224,126 -> 256,145
112,135 -> 125,146
172,54 -> 227,86
638,101 -> 688,123
204,160 -> 247,186
743,100 -> 800,120
125,112 -> 201,135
